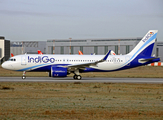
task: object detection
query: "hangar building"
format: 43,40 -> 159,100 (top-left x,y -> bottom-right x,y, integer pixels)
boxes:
46,38 -> 161,60
10,41 -> 46,55
156,42 -> 163,61
0,37 -> 10,64
46,38 -> 143,55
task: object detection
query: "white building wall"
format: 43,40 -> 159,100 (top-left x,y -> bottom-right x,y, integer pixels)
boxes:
0,39 -> 4,59
0,48 -> 1,58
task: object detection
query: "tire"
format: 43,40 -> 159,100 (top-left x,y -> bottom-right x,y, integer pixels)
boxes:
77,75 -> 82,80
73,75 -> 77,79
22,76 -> 26,79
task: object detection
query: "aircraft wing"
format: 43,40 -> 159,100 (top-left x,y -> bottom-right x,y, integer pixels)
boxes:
61,50 -> 111,70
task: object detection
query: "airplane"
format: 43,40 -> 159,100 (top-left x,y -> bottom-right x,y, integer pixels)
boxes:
111,51 -> 116,55
78,51 -> 83,55
38,50 -> 43,55
11,53 -> 14,57
1,30 -> 160,80
78,51 -> 95,55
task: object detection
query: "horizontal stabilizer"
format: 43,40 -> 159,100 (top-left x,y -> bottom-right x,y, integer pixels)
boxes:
138,57 -> 160,63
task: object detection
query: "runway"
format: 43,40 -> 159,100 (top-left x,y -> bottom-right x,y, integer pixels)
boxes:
0,77 -> 163,83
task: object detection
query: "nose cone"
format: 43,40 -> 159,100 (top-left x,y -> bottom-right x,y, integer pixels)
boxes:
1,62 -> 13,70
1,62 -> 7,69
1,62 -> 8,69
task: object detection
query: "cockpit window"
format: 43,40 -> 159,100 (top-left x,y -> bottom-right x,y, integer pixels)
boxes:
8,58 -> 16,61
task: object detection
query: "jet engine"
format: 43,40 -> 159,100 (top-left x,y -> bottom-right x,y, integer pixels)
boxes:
51,67 -> 67,77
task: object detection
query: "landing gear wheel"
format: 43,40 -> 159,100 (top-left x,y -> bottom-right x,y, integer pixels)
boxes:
73,75 -> 82,80
22,76 -> 26,79
76,75 -> 82,80
73,75 -> 77,79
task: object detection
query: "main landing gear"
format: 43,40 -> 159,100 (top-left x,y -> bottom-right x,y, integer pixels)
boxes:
73,69 -> 82,80
22,71 -> 26,79
73,75 -> 82,80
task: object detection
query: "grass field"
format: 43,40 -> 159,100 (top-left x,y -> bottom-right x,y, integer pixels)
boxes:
0,82 -> 163,120
0,66 -> 163,119
1,66 -> 163,78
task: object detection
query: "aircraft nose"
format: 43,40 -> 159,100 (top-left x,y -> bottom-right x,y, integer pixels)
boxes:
1,62 -> 7,69
1,62 -> 14,70
1,62 -> 13,69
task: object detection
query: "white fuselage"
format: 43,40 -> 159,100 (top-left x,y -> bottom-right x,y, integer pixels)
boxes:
2,54 -> 129,72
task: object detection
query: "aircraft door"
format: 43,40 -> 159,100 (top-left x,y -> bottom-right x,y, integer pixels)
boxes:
21,55 -> 26,65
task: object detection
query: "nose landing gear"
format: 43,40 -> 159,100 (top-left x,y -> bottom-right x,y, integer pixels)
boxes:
22,71 -> 26,79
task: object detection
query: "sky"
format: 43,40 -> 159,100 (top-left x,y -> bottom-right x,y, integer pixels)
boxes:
0,0 -> 163,41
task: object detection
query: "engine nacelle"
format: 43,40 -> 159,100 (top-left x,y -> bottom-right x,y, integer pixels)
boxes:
51,67 -> 67,77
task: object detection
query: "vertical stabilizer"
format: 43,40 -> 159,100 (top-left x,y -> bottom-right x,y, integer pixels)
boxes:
128,30 -> 158,57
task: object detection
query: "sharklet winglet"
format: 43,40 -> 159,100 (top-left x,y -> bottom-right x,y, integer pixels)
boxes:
102,50 -> 111,61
